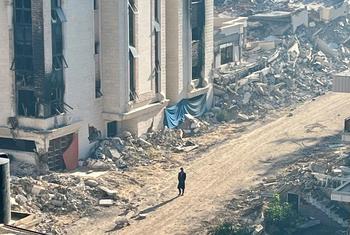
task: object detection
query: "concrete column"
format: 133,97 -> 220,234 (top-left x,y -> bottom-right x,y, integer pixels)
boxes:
0,155 -> 10,224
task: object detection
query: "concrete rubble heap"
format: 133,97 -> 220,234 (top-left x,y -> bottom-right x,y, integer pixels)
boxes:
86,129 -> 199,171
10,172 -> 136,234
207,141 -> 350,234
211,16 -> 349,123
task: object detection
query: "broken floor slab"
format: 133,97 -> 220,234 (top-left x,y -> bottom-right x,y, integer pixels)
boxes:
331,182 -> 350,203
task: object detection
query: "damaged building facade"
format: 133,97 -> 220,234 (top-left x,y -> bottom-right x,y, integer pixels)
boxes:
214,16 -> 247,67
0,0 -> 214,170
164,0 -> 214,128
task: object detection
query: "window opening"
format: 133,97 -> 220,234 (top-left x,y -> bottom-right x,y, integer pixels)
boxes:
0,138 -> 36,152
153,0 -> 161,94
94,0 -> 98,10
190,0 -> 205,82
107,121 -> 118,137
50,0 -> 66,117
13,0 -> 35,117
220,44 -> 233,65
18,90 -> 36,117
88,126 -> 101,143
128,0 -> 137,101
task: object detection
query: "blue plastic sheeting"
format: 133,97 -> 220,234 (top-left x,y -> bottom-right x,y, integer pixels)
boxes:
164,94 -> 207,128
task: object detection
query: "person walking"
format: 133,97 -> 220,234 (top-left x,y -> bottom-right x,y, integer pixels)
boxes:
177,168 -> 186,196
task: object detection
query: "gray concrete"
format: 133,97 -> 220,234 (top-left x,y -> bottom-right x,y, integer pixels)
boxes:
0,155 -> 10,224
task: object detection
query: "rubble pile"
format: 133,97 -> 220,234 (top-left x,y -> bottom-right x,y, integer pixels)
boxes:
211,16 -> 349,123
207,142 -> 350,234
10,172 -> 131,234
11,175 -> 96,215
317,17 -> 350,63
87,129 -> 198,170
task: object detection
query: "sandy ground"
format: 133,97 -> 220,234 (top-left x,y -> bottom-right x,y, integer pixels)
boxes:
67,92 -> 350,235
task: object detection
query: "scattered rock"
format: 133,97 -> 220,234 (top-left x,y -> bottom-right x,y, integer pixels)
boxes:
85,179 -> 99,187
114,217 -> 130,230
99,199 -> 115,207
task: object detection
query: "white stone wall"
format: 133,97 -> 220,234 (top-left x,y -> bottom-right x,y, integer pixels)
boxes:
0,0 -> 15,127
160,0 -> 167,98
135,0 -> 153,95
62,0 -> 105,159
204,0 -> 214,85
165,0 -> 181,103
101,0 -> 129,115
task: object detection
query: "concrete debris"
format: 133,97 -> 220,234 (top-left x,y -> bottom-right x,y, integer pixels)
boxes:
85,179 -> 99,187
87,128 -> 199,170
114,217 -> 130,230
180,114 -> 208,136
98,186 -> 118,200
132,213 -> 147,221
99,199 -> 114,207
210,6 -> 349,124
206,137 -> 350,233
9,173 -> 124,234
253,224 -> 264,235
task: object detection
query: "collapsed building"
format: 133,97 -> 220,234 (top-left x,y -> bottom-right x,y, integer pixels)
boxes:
214,16 -> 247,67
307,0 -> 349,23
0,0 -> 214,170
248,8 -> 309,36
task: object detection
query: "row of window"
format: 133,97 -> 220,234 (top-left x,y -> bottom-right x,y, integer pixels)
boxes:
128,0 -> 161,100
13,0 -> 67,118
13,0 -> 162,117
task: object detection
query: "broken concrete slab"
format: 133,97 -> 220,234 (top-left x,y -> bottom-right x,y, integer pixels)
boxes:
99,199 -> 114,207
31,185 -> 45,196
98,186 -> 118,199
85,179 -> 99,187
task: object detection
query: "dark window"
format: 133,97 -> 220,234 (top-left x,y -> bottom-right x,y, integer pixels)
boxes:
18,90 -> 36,117
155,33 -> 160,93
191,0 -> 205,82
107,121 -> 118,137
15,72 -> 34,87
0,138 -> 36,152
15,0 -> 31,8
95,79 -> 102,98
88,126 -> 101,143
94,0 -> 98,10
128,0 -> 135,46
129,51 -> 137,101
50,0 -> 66,117
191,0 -> 205,40
344,118 -> 350,132
220,45 -> 233,65
14,0 -> 31,24
95,42 -> 100,55
14,0 -> 35,118
154,0 -> 159,22
154,0 -> 161,94
13,1 -> 33,74
128,0 -> 138,101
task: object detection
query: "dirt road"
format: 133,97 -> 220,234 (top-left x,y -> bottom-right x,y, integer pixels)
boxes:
68,92 -> 350,235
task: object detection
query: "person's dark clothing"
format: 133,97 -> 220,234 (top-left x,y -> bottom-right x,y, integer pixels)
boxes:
178,171 -> 186,195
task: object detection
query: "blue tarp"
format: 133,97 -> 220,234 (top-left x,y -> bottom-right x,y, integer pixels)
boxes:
164,94 -> 207,128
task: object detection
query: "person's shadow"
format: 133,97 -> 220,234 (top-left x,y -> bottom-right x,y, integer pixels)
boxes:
137,195 -> 179,215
